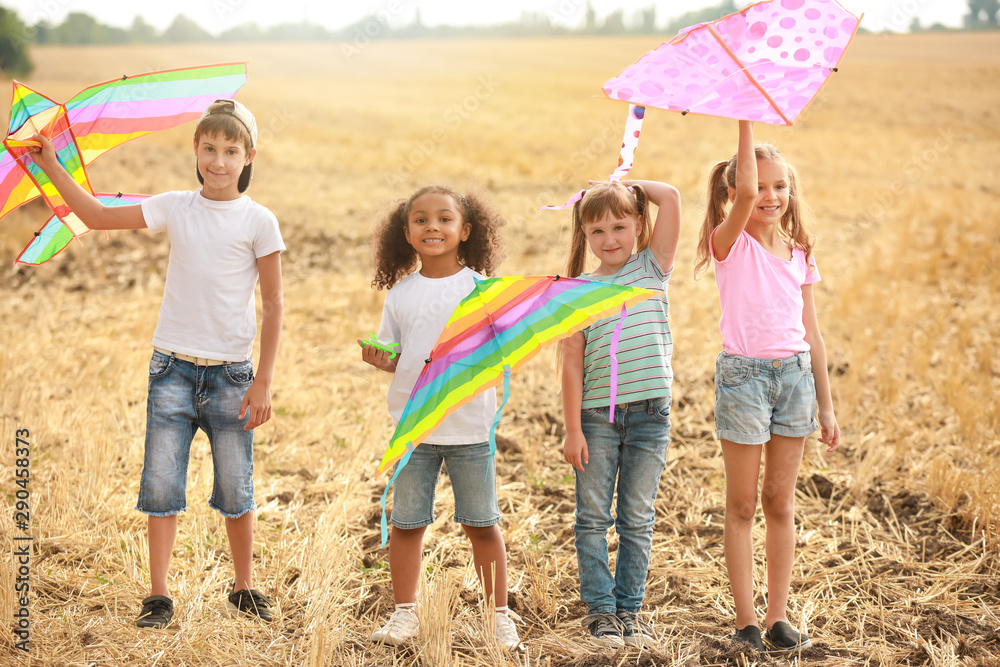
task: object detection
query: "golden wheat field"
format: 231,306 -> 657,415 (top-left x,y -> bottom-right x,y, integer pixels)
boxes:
0,32 -> 998,666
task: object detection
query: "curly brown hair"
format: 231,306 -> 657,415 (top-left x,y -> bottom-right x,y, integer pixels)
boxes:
371,185 -> 507,290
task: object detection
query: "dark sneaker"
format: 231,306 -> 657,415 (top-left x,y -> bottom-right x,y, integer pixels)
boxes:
732,624 -> 764,651
582,612 -> 625,648
616,610 -> 655,647
765,621 -> 811,653
226,587 -> 273,622
136,595 -> 174,629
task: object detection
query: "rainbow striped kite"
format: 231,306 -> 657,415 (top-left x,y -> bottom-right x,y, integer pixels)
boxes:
375,275 -> 659,545
1,62 -> 248,265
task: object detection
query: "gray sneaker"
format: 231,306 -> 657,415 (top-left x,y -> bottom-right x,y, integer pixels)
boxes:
582,612 -> 625,647
616,610 -> 655,647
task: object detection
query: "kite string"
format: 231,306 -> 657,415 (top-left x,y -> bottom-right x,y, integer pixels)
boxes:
379,446 -> 414,547
608,303 -> 626,422
486,365 -> 512,482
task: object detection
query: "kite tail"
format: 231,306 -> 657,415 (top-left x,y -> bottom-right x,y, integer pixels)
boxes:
608,304 -> 627,421
538,104 -> 645,210
379,446 -> 414,548
609,104 -> 645,182
537,188 -> 586,211
486,365 -> 512,483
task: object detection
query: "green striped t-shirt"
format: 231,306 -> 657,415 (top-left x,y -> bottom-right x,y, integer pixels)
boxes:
581,248 -> 672,408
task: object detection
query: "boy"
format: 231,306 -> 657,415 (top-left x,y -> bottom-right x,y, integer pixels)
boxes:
29,99 -> 284,628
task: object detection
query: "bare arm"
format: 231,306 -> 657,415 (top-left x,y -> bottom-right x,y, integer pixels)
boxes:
240,251 -> 283,429
802,283 -> 840,451
711,120 -> 756,261
561,332 -> 589,472
26,133 -> 146,230
623,179 -> 681,272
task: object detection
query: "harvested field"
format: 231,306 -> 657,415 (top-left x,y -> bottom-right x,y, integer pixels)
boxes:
0,33 -> 998,666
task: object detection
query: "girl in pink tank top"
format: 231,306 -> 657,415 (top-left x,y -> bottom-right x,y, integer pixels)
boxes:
694,121 -> 841,654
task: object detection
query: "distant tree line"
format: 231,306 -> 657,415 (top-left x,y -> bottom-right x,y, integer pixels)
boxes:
10,2 -> 739,49
1,0 -> 996,77
964,0 -> 999,28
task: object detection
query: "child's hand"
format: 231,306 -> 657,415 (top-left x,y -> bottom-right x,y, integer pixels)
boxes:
26,132 -> 60,172
817,409 -> 840,452
239,378 -> 272,430
563,431 -> 589,472
358,338 -> 397,372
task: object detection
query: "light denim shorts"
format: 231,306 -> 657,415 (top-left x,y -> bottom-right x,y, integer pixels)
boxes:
389,442 -> 500,529
136,350 -> 256,518
714,351 -> 818,445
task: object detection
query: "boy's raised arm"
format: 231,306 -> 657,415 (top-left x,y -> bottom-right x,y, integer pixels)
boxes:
27,133 -> 146,230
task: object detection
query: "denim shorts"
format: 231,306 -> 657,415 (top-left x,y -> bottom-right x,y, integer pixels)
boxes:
135,350 -> 256,518
389,442 -> 500,529
714,351 -> 818,445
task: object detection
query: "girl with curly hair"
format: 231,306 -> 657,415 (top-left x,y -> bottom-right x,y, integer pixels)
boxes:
359,185 -> 521,650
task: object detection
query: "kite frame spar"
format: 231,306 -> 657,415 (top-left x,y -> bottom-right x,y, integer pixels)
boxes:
373,274 -> 660,545
1,62 -> 249,265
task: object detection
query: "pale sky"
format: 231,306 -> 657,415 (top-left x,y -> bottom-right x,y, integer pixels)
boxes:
2,0 -> 969,34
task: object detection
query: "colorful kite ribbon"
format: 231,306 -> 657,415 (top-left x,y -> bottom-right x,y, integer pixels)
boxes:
538,103 -> 645,211
607,304 -> 627,422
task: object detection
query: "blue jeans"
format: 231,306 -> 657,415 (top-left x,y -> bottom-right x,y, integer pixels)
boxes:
135,350 -> 256,518
574,397 -> 670,615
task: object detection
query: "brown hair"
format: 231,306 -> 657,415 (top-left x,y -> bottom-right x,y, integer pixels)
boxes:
371,185 -> 507,290
565,181 -> 652,277
194,101 -> 254,193
694,143 -> 814,277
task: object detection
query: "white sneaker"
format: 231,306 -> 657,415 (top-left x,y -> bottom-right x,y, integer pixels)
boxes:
369,605 -> 419,646
495,609 -> 524,651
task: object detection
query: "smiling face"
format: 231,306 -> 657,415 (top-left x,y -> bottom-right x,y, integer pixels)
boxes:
194,131 -> 255,201
583,210 -> 641,275
750,158 -> 791,226
403,192 -> 470,266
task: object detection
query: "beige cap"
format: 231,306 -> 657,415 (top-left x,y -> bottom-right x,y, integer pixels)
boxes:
199,98 -> 258,147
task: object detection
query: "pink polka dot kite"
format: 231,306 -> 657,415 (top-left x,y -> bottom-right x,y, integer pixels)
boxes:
540,0 -> 861,211
603,0 -> 863,126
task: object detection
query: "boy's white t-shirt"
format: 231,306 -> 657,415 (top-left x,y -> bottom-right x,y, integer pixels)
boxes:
378,268 -> 495,445
141,190 -> 285,362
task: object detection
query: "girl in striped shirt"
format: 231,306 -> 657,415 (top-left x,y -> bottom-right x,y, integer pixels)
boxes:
561,179 -> 681,648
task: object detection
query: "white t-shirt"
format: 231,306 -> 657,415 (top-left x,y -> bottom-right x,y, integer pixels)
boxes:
378,268 -> 495,445
141,190 -> 285,362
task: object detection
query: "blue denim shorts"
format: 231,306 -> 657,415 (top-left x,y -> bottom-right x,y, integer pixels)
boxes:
389,442 -> 500,529
714,351 -> 818,445
136,350 -> 256,518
